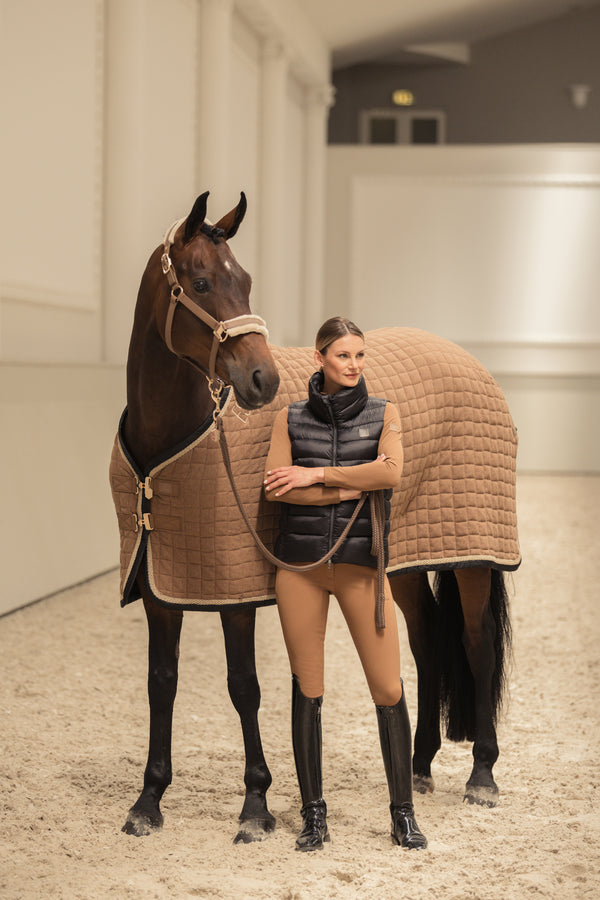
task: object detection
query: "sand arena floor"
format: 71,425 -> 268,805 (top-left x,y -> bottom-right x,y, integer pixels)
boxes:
1,475 -> 598,899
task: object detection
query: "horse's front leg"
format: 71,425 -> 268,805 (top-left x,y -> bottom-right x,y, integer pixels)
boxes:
220,605 -> 275,843
390,572 -> 441,794
123,593 -> 183,836
455,567 -> 499,807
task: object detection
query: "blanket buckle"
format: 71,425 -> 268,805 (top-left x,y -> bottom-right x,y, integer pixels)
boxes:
136,476 -> 153,499
133,513 -> 154,532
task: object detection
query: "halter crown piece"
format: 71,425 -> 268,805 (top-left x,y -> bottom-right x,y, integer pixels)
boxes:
160,218 -> 269,421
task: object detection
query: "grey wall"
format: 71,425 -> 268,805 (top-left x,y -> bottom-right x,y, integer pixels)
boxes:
329,5 -> 600,144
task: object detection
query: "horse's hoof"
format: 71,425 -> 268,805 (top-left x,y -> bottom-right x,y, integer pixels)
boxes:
233,815 -> 276,844
413,773 -> 435,794
463,782 -> 499,808
122,808 -> 164,837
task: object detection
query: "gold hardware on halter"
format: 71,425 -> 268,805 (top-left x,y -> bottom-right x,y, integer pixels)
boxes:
208,377 -> 224,400
161,253 -> 172,274
214,322 -> 228,342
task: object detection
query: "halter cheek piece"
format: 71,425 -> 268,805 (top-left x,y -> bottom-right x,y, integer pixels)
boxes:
161,217 -> 269,417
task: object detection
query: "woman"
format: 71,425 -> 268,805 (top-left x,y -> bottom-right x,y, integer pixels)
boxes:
264,317 -> 427,852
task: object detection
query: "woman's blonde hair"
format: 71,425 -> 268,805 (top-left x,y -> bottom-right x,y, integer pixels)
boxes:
315,317 -> 364,354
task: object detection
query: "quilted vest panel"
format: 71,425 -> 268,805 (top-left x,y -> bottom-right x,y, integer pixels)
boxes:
275,383 -> 391,568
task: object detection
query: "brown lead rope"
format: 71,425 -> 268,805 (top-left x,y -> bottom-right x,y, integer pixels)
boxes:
369,490 -> 387,629
216,417 -> 388,628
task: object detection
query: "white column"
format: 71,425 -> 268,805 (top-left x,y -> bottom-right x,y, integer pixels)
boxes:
102,0 -> 147,364
258,39 -> 289,346
196,0 -> 233,214
302,83 -> 335,344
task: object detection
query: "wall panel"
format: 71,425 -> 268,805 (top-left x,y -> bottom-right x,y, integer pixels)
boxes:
349,175 -> 600,342
1,0 -> 104,362
0,363 -> 125,616
326,145 -> 600,472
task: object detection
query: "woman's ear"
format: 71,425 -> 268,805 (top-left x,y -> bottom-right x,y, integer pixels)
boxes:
314,349 -> 323,369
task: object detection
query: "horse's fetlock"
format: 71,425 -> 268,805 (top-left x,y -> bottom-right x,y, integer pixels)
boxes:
228,680 -> 260,715
144,765 -> 172,792
244,763 -> 272,793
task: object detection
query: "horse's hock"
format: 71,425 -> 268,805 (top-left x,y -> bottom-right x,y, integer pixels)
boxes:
109,327 -> 521,611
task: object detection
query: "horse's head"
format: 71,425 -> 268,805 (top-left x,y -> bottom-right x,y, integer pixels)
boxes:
157,191 -> 280,410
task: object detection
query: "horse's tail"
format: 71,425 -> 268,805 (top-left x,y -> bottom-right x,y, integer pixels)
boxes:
434,569 -> 512,743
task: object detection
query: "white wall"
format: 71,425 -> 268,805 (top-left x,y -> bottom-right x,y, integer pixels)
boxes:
325,145 -> 600,472
0,0 -> 330,615
0,365 -> 124,611
1,0 -> 104,363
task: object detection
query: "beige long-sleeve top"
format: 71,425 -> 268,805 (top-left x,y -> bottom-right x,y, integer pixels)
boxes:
264,401 -> 403,506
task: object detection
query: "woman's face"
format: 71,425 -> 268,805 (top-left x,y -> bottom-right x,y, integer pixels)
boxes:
314,334 -> 366,395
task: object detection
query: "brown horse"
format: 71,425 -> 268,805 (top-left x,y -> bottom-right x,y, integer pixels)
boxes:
113,191 -> 517,843
119,192 -> 280,841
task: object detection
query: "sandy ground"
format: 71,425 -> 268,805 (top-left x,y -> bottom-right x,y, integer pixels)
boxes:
1,474 -> 599,899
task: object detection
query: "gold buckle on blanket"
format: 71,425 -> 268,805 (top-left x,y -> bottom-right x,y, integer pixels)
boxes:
133,513 -> 154,532
136,476 -> 153,499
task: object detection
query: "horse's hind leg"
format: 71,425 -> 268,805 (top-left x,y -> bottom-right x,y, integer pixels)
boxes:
123,593 -> 183,836
454,567 -> 499,807
220,606 -> 275,843
390,572 -> 441,794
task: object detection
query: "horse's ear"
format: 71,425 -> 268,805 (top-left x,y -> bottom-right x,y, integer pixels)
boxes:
184,191 -> 209,243
214,192 -> 247,240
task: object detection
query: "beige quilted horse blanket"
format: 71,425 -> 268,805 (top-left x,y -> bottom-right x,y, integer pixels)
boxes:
109,328 -> 521,610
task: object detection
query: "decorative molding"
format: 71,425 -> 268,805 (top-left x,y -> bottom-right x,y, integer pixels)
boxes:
361,173 -> 600,190
457,338 -> 600,349
457,339 -> 600,379
0,283 -> 98,313
262,36 -> 289,63
493,371 -> 600,381
306,83 -> 336,110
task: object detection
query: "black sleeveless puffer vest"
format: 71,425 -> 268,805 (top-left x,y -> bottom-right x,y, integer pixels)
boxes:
275,372 -> 391,568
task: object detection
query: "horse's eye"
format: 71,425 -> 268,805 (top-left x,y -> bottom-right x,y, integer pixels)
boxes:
193,278 -> 210,294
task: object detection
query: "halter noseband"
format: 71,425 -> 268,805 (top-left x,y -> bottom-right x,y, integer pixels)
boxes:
161,218 -> 269,415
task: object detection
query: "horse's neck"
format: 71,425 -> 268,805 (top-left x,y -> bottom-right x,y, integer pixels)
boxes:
124,321 -> 212,469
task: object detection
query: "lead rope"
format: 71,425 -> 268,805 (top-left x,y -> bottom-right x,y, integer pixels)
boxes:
214,415 -> 389,628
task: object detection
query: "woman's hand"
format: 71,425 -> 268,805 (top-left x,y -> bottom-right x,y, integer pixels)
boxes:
264,466 -> 324,497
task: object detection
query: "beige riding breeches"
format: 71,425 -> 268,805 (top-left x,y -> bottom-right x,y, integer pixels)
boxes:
275,563 -> 403,706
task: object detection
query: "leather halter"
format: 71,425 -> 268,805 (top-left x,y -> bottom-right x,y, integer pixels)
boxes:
161,218 -> 269,413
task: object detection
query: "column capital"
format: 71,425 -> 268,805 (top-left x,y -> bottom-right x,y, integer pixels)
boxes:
262,36 -> 289,64
307,83 -> 336,110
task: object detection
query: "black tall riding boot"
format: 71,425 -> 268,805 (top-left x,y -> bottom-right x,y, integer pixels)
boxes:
376,686 -> 428,849
291,674 -> 330,851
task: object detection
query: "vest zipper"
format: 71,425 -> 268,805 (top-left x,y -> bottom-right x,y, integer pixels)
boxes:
327,399 -> 337,566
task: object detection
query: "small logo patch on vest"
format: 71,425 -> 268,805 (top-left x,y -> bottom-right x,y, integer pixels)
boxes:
359,426 -> 371,437
389,423 -> 399,432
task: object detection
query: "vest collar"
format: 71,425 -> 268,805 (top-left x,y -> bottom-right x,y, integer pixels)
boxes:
307,371 -> 369,424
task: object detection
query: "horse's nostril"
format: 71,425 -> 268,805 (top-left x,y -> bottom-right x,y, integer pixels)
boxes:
252,369 -> 263,392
